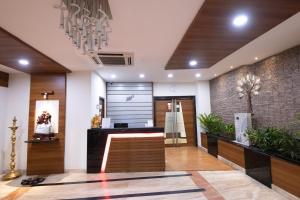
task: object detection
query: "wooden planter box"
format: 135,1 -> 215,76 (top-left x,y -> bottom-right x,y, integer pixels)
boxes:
200,132 -> 208,149
271,156 -> 300,198
244,147 -> 272,187
218,139 -> 245,168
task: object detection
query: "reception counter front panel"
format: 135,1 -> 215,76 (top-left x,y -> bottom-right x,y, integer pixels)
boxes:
87,127 -> 165,173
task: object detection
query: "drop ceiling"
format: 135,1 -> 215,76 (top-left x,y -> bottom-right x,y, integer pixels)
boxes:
0,27 -> 70,74
166,0 -> 300,70
0,0 -> 299,82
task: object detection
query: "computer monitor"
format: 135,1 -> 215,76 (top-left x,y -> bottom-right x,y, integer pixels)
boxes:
114,123 -> 128,128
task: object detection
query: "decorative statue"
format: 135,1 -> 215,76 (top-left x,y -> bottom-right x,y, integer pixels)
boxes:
91,114 -> 101,128
34,111 -> 54,140
236,73 -> 261,113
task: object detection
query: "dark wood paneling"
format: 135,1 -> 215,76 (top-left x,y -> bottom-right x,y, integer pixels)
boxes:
27,74 -> 66,175
201,133 -> 208,149
0,71 -> 9,87
0,27 -> 71,74
166,0 -> 300,70
218,140 -> 245,168
87,127 -> 164,173
105,137 -> 165,172
271,156 -> 300,198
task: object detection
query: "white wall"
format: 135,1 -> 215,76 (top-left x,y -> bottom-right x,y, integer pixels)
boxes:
195,81 -> 211,146
1,73 -> 30,172
153,82 -> 211,147
153,82 -> 197,96
0,86 -> 8,172
65,71 -> 106,170
90,71 -> 106,117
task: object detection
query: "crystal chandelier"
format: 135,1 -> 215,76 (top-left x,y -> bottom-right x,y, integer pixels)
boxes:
55,0 -> 112,54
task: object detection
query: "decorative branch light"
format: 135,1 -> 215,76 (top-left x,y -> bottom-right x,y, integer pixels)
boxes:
55,0 -> 112,54
236,73 -> 261,113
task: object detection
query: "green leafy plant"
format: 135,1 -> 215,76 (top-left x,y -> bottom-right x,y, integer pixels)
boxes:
198,113 -> 223,136
222,123 -> 235,140
246,127 -> 300,161
277,133 -> 300,161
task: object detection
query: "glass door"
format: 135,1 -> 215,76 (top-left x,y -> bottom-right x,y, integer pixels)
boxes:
154,96 -> 197,147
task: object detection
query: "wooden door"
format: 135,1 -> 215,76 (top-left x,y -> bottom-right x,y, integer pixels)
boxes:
154,97 -> 197,146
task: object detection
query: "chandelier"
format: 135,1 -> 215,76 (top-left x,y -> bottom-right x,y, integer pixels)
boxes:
55,0 -> 112,54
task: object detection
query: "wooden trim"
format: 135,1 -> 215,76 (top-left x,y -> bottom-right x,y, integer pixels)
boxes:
218,139 -> 245,168
0,71 -> 9,87
271,156 -> 300,198
200,133 -> 208,149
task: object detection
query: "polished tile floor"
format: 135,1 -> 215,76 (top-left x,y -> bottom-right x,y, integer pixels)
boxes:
165,147 -> 232,171
0,147 -> 289,200
1,170 -> 288,200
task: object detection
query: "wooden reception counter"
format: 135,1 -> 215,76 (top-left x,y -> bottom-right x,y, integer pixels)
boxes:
87,127 -> 165,173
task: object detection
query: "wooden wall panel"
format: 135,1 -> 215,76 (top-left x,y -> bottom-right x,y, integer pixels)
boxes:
218,140 -> 245,168
166,0 -> 300,70
0,27 -> 70,74
105,137 -> 165,172
27,74 -> 66,175
200,133 -> 208,149
0,71 -> 9,87
181,99 -> 196,146
271,157 -> 300,198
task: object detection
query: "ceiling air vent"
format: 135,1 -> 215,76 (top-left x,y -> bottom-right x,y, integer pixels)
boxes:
89,52 -> 134,66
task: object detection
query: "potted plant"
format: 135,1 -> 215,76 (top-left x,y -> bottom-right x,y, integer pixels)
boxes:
246,127 -> 300,190
198,113 -> 223,157
270,131 -> 300,198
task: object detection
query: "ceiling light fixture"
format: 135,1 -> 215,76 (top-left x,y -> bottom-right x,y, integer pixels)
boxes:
168,73 -> 173,78
233,14 -> 248,27
139,74 -> 145,78
230,66 -> 234,69
189,60 -> 198,67
254,57 -> 258,60
195,73 -> 201,78
18,59 -> 29,66
55,0 -> 112,55
214,74 -> 217,77
111,74 -> 116,79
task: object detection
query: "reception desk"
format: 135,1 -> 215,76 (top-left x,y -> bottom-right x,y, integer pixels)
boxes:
87,127 -> 165,173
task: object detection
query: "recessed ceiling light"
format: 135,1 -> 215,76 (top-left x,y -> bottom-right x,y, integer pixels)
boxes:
195,73 -> 201,78
233,14 -> 248,27
214,74 -> 217,77
111,74 -> 116,79
18,59 -> 29,65
139,74 -> 145,78
168,73 -> 173,78
254,57 -> 258,60
189,60 -> 198,67
230,66 -> 233,69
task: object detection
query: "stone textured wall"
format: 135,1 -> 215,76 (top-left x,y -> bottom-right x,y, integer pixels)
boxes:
210,45 -> 300,132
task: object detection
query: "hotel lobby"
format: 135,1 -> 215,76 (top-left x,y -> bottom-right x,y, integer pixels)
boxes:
0,0 -> 299,199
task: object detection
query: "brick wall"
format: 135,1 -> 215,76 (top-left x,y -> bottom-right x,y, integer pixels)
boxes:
210,45 -> 300,132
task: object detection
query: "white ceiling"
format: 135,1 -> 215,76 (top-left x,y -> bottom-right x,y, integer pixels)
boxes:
0,1 -> 299,82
